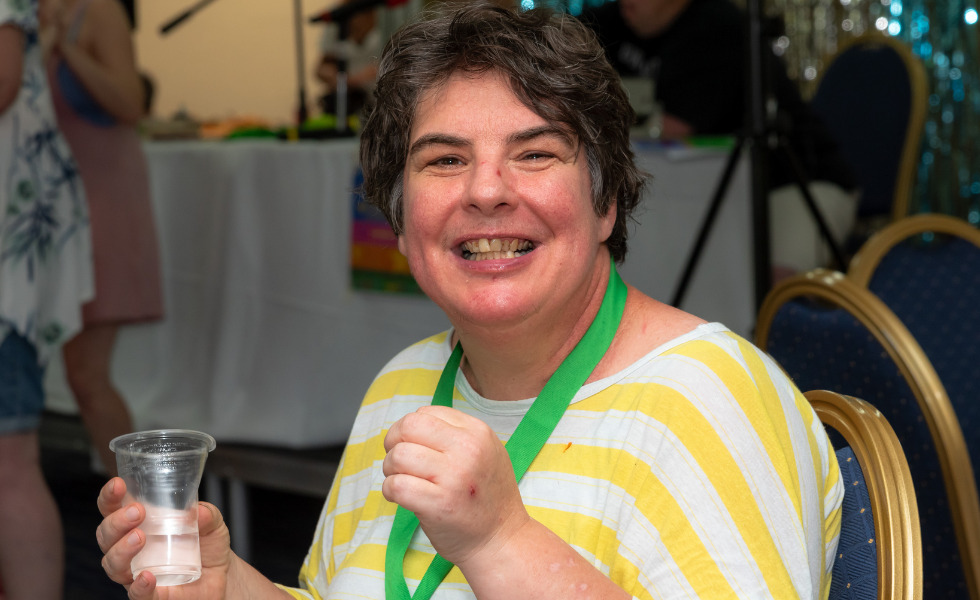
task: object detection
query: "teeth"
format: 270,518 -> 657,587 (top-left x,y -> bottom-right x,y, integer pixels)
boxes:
461,238 -> 533,261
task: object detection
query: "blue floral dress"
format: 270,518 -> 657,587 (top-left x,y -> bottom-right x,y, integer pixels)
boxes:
0,0 -> 93,365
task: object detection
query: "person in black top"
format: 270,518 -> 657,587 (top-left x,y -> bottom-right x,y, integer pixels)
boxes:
582,0 -> 860,278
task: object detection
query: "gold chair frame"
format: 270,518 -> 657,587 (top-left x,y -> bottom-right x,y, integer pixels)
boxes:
757,269 -> 980,600
848,213 -> 980,286
813,33 -> 928,222
805,390 -> 922,600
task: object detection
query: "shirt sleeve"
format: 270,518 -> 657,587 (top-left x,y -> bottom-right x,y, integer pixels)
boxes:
616,334 -> 843,599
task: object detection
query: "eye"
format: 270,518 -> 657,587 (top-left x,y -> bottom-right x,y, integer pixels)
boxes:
431,156 -> 465,167
521,151 -> 554,161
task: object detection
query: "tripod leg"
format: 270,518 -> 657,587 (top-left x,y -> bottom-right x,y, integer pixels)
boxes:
773,142 -> 848,269
671,136 -> 746,307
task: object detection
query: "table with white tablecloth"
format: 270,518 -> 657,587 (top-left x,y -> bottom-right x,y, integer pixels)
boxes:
45,138 -> 751,448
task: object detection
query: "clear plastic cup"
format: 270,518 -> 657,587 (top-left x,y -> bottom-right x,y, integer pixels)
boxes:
110,429 -> 216,586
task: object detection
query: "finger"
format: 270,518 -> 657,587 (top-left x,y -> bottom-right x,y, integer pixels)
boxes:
127,569 -> 157,599
197,501 -> 223,535
382,440 -> 445,480
197,502 -> 233,568
96,502 -> 144,554
100,524 -> 145,585
414,404 -> 481,427
384,407 -> 464,452
382,470 -> 442,511
97,477 -> 127,518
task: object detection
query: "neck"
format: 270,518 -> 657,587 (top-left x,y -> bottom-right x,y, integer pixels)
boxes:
638,0 -> 692,38
453,258 -> 613,401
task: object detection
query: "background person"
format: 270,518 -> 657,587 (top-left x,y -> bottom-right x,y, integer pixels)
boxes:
581,0 -> 860,278
42,0 -> 163,476
0,0 -> 93,597
313,0 -> 383,117
96,5 -> 843,599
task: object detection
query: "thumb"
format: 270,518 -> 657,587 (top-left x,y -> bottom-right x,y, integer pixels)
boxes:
197,502 -> 225,535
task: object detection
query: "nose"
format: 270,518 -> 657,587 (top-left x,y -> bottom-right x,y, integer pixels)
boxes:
464,160 -> 515,215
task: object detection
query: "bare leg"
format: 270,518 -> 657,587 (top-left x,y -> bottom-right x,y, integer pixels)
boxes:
0,431 -> 64,600
62,324 -> 131,477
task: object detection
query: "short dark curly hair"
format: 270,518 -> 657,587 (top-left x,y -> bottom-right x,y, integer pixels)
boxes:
359,2 -> 645,263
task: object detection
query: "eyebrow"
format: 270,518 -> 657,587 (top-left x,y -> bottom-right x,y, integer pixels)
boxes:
508,125 -> 575,147
408,133 -> 468,158
407,125 -> 576,158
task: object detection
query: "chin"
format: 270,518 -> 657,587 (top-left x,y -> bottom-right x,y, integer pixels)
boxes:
446,294 -> 534,329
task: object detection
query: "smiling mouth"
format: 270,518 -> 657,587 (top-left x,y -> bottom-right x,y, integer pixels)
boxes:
461,238 -> 535,261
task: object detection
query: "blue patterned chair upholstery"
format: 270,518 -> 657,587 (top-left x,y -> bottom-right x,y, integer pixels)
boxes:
757,270 -> 980,599
810,33 -> 927,225
851,215 -> 980,453
831,446 -> 878,600
805,390 -> 920,600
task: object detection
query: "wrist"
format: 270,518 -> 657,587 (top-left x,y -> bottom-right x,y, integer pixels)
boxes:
455,512 -> 534,573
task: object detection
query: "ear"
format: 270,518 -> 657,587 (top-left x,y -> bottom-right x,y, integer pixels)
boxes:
397,234 -> 408,257
598,202 -> 617,244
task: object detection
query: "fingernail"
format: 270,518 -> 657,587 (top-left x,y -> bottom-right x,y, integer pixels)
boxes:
135,572 -> 151,589
125,506 -> 140,521
128,531 -> 141,547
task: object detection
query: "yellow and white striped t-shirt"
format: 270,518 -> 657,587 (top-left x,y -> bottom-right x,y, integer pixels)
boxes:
280,323 -> 843,600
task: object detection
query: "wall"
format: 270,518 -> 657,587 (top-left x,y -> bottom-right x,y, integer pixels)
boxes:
134,0 -> 418,125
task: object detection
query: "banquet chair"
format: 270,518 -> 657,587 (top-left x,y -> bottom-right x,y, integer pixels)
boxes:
849,214 -> 980,411
810,33 -> 927,228
805,390 -> 921,600
850,213 -> 980,572
756,269 -> 980,600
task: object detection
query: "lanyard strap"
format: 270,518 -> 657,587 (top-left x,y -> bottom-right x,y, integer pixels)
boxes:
385,260 -> 628,600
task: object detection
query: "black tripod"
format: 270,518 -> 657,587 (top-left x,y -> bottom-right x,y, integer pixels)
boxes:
669,0 -> 846,312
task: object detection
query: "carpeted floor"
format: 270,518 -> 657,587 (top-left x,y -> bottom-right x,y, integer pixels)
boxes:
39,412 -> 327,598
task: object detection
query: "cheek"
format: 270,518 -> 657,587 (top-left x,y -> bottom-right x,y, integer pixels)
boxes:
526,174 -> 597,229
397,188 -> 448,260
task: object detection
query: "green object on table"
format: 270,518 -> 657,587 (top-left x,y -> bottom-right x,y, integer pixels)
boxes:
686,135 -> 736,149
224,127 -> 278,140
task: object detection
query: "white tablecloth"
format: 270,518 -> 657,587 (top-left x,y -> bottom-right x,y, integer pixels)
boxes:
45,138 -> 751,447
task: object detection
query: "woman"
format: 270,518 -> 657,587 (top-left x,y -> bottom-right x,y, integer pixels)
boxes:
43,0 -> 163,476
1,0 -> 92,597
96,5 -> 843,599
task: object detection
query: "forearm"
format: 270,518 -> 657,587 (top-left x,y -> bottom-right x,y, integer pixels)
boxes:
457,518 -> 631,600
225,552 -> 296,600
57,40 -> 143,124
0,24 -> 24,114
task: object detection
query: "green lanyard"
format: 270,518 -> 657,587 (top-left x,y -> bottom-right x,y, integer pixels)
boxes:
384,260 -> 628,600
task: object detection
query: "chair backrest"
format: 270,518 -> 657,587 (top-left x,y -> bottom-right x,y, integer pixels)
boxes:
849,215 -> 980,405
756,270 -> 980,599
810,33 -> 927,221
805,390 -> 921,600
850,215 -> 980,569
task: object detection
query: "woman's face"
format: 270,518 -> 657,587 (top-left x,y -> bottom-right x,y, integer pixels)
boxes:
398,71 -> 615,332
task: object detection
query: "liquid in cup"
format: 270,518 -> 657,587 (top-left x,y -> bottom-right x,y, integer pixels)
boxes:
110,429 -> 216,586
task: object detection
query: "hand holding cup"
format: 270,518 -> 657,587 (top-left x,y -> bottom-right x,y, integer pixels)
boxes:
106,430 -> 215,586
97,477 -> 236,599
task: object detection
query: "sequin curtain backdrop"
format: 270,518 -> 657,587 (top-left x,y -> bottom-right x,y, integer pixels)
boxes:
768,0 -> 980,223
554,0 -> 980,223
